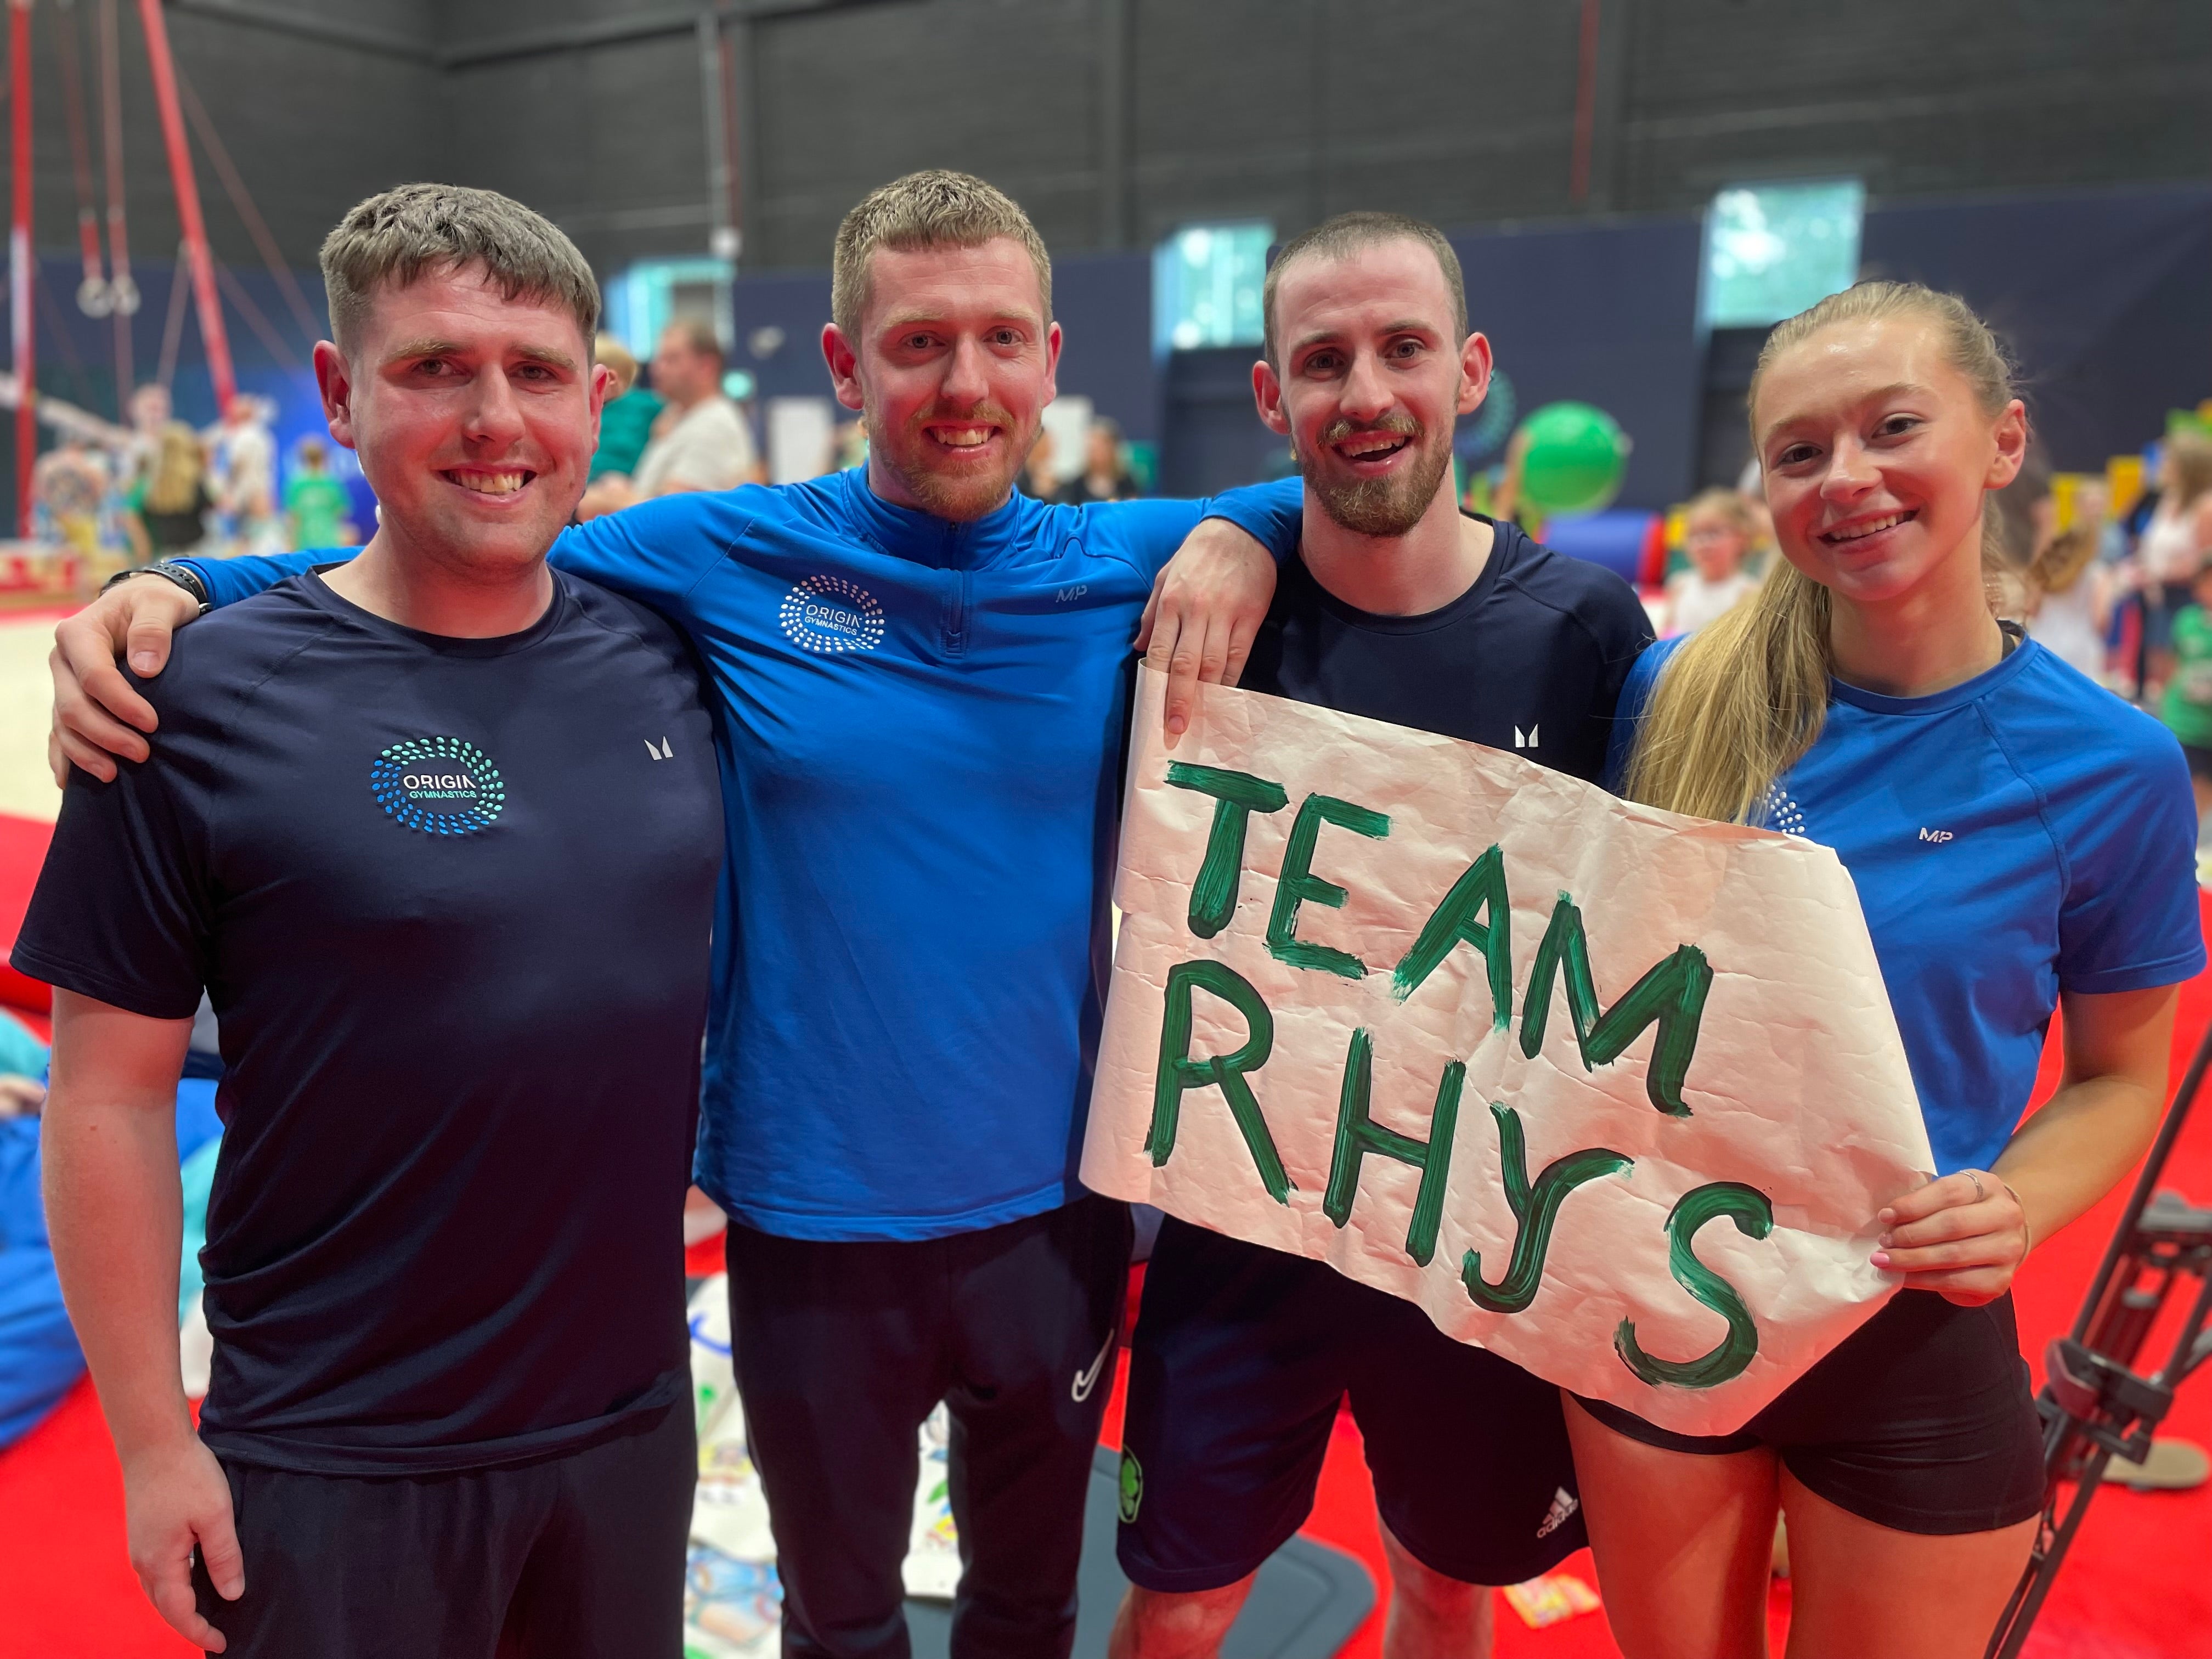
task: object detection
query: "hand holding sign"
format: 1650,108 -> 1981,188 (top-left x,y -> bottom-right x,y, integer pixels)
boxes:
1084,668 -> 1934,1436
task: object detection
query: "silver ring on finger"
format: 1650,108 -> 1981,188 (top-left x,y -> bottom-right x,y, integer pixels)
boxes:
1967,1170 -> 1987,1204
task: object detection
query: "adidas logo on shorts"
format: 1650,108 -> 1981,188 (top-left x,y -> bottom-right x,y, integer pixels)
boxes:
1535,1486 -> 1579,1539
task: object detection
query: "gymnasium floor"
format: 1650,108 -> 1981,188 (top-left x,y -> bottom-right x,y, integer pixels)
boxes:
0,610 -> 2206,1658
0,610 -> 66,827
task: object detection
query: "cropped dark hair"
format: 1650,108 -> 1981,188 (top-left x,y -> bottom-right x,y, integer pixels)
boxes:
1262,211 -> 1466,366
321,183 -> 599,351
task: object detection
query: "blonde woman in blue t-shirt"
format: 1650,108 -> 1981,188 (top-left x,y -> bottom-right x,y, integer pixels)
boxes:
1577,281 -> 2203,1659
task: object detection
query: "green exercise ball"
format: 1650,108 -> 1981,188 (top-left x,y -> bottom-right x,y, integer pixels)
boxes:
1517,402 -> 1629,516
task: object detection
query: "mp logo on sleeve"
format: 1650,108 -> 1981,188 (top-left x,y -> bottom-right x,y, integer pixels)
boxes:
370,736 -> 506,836
780,574 -> 886,655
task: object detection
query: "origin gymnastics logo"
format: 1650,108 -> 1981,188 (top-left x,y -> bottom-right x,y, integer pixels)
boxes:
369,736 -> 507,836
779,574 -> 885,655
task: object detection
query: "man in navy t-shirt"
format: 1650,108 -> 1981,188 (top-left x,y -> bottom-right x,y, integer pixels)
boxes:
1111,215 -> 1652,1659
19,187 -> 727,1656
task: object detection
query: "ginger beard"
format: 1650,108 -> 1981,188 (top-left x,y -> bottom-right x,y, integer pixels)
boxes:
867,395 -> 1034,521
1299,410 -> 1453,538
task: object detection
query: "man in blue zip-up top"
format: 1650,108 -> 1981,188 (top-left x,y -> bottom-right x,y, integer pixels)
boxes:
55,171 -> 1304,1659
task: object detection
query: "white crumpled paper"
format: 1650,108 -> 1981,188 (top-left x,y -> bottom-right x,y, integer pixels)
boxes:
1082,669 -> 1933,1436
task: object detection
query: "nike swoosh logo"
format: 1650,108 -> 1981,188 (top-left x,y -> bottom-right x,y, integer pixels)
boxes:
1071,1327 -> 1116,1403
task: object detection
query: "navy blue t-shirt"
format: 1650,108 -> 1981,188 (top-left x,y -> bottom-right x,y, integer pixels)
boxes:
1242,515 -> 1654,781
14,570 -> 724,1474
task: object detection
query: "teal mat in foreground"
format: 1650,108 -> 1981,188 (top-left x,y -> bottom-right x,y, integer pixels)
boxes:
905,1444 -> 1376,1658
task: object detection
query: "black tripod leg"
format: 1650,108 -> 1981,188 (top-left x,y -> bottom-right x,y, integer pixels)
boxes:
1989,1012 -> 2212,1657
2074,1018 -> 2212,1344
1987,1449 -> 2117,1659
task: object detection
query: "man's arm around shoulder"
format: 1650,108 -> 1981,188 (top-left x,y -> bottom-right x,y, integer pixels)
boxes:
50,548 -> 322,783
177,552 -> 323,611
548,484 -> 766,611
43,992 -> 244,1651
1101,476 -> 1305,744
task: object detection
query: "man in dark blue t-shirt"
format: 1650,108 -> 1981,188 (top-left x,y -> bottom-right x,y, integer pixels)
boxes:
1110,215 -> 1652,1659
15,187 -> 726,1656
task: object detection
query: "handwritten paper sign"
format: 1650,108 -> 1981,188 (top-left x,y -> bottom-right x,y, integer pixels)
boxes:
1083,669 -> 1934,1435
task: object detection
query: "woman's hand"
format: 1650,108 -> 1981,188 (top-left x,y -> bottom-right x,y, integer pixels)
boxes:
1872,1169 -> 2030,1306
1886,985 -> 2176,1309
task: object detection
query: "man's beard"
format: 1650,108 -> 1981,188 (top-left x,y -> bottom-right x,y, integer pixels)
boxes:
868,400 -> 1031,522
1301,414 -> 1452,538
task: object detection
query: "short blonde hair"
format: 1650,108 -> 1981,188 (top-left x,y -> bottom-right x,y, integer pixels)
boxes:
1679,486 -> 1761,540
831,170 -> 1052,341
595,334 -> 639,394
321,183 -> 599,353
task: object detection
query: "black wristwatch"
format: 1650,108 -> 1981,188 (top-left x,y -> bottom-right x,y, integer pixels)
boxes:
104,560 -> 213,616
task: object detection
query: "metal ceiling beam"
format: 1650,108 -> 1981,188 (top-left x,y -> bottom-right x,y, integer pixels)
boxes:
155,0 -> 902,74
165,0 -> 432,63
438,0 -> 899,72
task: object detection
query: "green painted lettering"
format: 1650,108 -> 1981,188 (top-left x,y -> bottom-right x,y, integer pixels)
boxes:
1148,960 -> 1294,1204
1164,762 -> 1289,939
1462,1104 -> 1632,1313
1321,1028 -> 1463,1267
1614,1181 -> 1773,1390
1519,893 -> 1712,1116
1391,843 -> 1512,1025
1267,793 -> 1391,979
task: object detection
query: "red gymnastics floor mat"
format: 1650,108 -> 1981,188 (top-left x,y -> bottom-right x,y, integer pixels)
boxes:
0,813 -> 53,1039
3,862 -> 2209,1656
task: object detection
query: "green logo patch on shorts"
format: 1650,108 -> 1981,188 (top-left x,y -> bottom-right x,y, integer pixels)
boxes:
1118,1449 -> 1143,1523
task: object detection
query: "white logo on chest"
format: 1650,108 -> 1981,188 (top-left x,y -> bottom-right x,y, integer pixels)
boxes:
780,574 -> 886,655
1759,784 -> 1807,837
1918,827 -> 1954,844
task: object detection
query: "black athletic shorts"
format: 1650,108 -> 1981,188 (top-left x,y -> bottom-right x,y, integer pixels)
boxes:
725,1197 -> 1132,1659
1574,1289 -> 2045,1536
2181,742 -> 2212,782
1117,1216 -> 1587,1593
189,1401 -> 695,1657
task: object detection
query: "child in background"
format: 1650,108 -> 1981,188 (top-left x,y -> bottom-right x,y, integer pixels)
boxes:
2136,433 -> 2212,697
126,424 -> 212,563
283,438 -> 356,550
1663,487 -> 1762,635
2026,525 -> 2113,682
2159,556 -> 2212,823
589,335 -> 662,481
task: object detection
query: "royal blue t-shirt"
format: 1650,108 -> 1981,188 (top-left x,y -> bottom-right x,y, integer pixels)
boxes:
14,571 -> 724,1472
1608,633 -> 2204,1175
185,471 -> 1303,1240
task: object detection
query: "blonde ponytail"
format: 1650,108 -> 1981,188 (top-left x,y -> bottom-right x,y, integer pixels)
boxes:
1623,281 -> 2018,823
1622,562 -> 1832,823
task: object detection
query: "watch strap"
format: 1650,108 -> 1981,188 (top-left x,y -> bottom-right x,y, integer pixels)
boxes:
104,560 -> 213,616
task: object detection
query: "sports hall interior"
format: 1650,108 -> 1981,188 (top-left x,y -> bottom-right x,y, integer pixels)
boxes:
2,3 -> 2210,1656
